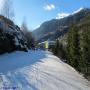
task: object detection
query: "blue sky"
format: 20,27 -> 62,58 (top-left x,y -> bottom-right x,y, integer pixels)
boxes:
2,0 -> 90,30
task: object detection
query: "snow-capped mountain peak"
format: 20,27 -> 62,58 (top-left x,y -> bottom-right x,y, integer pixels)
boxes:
72,7 -> 84,14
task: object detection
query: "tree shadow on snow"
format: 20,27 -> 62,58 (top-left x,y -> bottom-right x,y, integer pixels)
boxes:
0,50 -> 47,73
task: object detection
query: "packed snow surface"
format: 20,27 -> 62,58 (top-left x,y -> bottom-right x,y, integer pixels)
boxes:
0,50 -> 90,90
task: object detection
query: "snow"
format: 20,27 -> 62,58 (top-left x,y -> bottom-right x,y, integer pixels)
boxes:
72,7 -> 84,15
14,37 -> 19,46
0,18 -> 28,52
0,50 -> 90,90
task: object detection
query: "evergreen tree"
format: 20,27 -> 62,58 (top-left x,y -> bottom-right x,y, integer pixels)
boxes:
81,26 -> 90,76
53,39 -> 66,59
54,39 -> 59,55
67,25 -> 80,70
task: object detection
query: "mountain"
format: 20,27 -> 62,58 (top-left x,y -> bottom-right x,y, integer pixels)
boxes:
33,8 -> 90,42
0,15 -> 28,54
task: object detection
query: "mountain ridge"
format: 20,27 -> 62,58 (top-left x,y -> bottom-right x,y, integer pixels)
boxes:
33,8 -> 90,42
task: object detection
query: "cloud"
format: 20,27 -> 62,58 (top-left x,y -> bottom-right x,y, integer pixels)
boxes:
44,4 -> 55,11
56,13 -> 70,19
72,7 -> 84,14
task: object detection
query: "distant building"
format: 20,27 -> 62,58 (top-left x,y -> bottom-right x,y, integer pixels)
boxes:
38,40 -> 55,50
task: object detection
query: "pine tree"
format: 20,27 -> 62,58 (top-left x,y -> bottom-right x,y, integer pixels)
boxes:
53,39 -> 66,59
67,25 -> 80,70
81,25 -> 90,76
54,39 -> 59,55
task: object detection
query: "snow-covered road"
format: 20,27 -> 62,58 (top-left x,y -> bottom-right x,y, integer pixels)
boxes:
0,50 -> 90,90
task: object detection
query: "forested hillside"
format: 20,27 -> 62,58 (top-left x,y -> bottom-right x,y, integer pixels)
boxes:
33,8 -> 90,42
67,15 -> 90,79
52,14 -> 90,79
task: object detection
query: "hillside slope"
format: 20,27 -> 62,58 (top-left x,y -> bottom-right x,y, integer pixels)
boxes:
0,15 -> 28,54
0,50 -> 90,90
33,8 -> 90,42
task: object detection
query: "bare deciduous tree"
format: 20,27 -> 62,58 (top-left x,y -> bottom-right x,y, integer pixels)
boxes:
21,19 -> 35,49
1,0 -> 14,20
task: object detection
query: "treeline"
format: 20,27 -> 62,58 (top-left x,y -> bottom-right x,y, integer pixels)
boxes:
52,16 -> 90,79
67,23 -> 90,79
52,39 -> 67,60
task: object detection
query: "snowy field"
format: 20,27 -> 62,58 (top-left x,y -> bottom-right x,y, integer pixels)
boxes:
0,50 -> 90,90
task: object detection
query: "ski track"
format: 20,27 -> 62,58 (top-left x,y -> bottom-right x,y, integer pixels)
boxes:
0,50 -> 90,90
